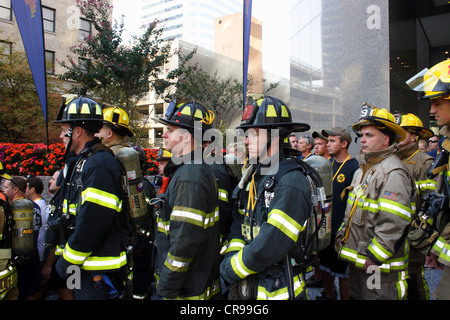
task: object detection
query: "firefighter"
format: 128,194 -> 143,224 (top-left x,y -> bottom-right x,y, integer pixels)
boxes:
407,59 -> 450,299
96,106 -> 135,150
96,106 -> 155,300
0,163 -> 18,300
155,148 -> 172,176
152,99 -> 221,300
220,95 -> 312,300
335,104 -> 416,300
395,112 -> 435,300
53,95 -> 128,300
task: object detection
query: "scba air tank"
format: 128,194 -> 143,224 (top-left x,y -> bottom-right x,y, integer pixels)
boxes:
115,147 -> 148,229
305,155 -> 333,253
11,198 -> 34,256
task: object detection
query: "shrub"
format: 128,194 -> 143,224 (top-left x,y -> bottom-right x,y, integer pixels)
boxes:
0,143 -> 159,176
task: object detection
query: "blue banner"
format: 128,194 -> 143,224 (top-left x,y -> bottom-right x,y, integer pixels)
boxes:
243,0 -> 252,108
11,0 -> 48,124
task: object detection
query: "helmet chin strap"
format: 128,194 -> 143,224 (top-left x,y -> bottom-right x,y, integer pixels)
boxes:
63,124 -> 74,161
257,130 -> 274,164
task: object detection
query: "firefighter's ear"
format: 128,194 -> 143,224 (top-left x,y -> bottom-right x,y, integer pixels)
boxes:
382,133 -> 390,147
181,130 -> 193,143
72,126 -> 82,138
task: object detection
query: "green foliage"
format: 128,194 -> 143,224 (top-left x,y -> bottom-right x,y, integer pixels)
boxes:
0,52 -> 61,143
171,60 -> 279,132
59,0 -> 172,119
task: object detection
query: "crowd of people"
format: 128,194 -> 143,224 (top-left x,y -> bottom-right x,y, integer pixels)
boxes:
0,60 -> 449,301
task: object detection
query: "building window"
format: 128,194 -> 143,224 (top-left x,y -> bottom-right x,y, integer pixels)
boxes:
42,6 -> 55,32
0,0 -> 11,21
154,127 -> 164,146
0,40 -> 12,55
45,50 -> 55,74
155,103 -> 164,117
155,128 -> 163,139
79,18 -> 92,41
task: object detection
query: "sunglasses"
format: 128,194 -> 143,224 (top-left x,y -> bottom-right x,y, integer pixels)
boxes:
429,140 -> 439,143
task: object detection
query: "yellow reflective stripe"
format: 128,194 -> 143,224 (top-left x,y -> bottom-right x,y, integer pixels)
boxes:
231,250 -> 255,279
257,274 -> 305,300
81,187 -> 122,212
224,238 -> 246,255
63,244 -> 127,270
339,245 -> 408,272
164,252 -> 193,272
267,209 -> 304,242
432,236 -> 450,263
62,200 -> 77,215
0,264 -> 15,278
63,244 -> 91,265
171,206 -> 219,229
172,279 -> 221,300
354,196 -> 378,212
396,271 -> 408,300
218,188 -> 228,203
348,193 -> 379,213
81,251 -> 127,271
368,237 -> 393,263
55,245 -> 62,256
0,264 -> 17,300
416,179 -> 437,193
378,198 -> 412,222
156,216 -> 169,235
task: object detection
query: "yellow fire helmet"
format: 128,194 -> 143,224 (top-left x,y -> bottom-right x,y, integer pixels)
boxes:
0,162 -> 12,180
406,59 -> 450,99
395,112 -> 433,139
156,148 -> 172,161
103,107 -> 135,137
352,103 -> 406,142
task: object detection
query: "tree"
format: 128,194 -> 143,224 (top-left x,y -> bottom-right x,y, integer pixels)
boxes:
0,51 -> 61,143
59,0 -> 172,122
171,61 -> 279,131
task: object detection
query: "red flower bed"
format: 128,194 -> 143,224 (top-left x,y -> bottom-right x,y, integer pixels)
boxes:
0,143 -> 159,176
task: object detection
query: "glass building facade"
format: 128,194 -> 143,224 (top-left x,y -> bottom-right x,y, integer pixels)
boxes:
139,0 -> 241,51
289,0 -> 450,154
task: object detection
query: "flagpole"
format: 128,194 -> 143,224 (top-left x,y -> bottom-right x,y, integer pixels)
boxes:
243,0 -> 252,109
38,1 -> 49,151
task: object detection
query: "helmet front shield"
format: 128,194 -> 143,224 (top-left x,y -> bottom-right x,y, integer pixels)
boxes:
406,65 -> 450,99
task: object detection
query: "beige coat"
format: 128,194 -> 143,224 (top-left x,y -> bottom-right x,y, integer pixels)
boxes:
336,144 -> 416,273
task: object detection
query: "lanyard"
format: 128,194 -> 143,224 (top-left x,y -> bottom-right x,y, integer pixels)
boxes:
332,155 -> 351,181
341,168 -> 375,244
246,173 -> 257,215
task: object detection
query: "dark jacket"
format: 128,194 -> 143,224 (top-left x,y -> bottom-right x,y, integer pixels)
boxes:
220,155 -> 312,300
155,150 -> 221,300
56,139 -> 127,277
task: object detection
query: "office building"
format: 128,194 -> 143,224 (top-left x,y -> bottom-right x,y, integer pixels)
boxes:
289,0 -> 450,156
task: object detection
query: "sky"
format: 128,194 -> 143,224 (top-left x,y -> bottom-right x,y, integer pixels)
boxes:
112,0 -> 290,78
